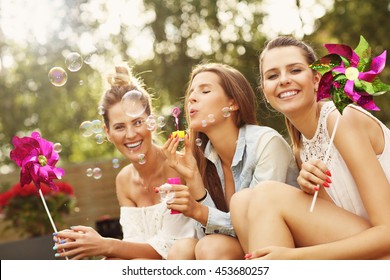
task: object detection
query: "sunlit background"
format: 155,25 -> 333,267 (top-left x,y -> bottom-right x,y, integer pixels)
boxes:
0,0 -> 345,174
0,0 -> 390,246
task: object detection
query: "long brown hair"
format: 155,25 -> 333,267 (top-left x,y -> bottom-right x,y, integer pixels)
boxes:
259,36 -> 318,153
184,63 -> 258,211
99,66 -> 152,129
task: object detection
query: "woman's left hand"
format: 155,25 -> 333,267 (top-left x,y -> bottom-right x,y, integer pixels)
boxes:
156,183 -> 204,220
53,226 -> 106,260
246,246 -> 296,260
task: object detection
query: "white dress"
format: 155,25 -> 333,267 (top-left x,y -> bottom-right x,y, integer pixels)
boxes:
120,203 -> 204,259
300,101 -> 390,219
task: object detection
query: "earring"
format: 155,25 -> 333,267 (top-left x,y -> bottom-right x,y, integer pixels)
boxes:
229,105 -> 238,111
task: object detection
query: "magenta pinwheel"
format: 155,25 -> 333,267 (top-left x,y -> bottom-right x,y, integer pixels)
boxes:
10,131 -> 65,191
310,35 -> 390,113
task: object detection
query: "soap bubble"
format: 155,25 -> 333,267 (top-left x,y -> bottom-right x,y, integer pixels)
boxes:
157,116 -> 166,128
195,138 -> 202,146
91,119 -> 103,134
138,154 -> 146,165
121,90 -> 147,117
95,133 -> 105,144
201,120 -> 207,127
208,114 -> 215,123
222,107 -> 231,118
84,52 -> 98,65
65,52 -> 83,72
97,105 -> 105,115
86,168 -> 93,177
145,115 -> 156,130
79,121 -> 94,137
48,67 -> 68,87
53,143 -> 62,153
112,158 -> 120,169
92,167 -> 102,179
159,183 -> 175,203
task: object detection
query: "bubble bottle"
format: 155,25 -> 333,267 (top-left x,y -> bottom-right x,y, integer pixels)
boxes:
159,177 -> 182,214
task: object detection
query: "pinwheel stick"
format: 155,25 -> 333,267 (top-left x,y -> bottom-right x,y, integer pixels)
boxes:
38,189 -> 68,260
309,114 -> 341,212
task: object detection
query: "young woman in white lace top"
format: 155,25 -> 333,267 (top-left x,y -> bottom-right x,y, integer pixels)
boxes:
230,36 -> 390,259
53,66 -> 203,260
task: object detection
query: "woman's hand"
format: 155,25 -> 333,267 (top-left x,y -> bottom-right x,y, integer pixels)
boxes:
297,159 -> 331,194
156,183 -> 207,223
53,226 -> 106,260
163,134 -> 199,180
246,246 -> 296,260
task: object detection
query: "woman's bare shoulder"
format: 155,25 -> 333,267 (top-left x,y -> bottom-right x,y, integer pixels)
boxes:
116,164 -> 138,206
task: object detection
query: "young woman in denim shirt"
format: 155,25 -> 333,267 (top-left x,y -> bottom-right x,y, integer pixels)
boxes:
161,63 -> 299,259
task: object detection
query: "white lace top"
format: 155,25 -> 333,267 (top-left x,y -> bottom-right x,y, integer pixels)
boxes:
300,101 -> 390,219
120,203 -> 204,259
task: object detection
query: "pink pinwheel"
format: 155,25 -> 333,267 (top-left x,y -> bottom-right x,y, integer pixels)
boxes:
9,131 -> 68,258
310,36 -> 390,113
10,132 -> 64,191
308,36 -> 390,212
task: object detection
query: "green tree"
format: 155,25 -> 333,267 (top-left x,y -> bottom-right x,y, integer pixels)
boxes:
305,0 -> 390,126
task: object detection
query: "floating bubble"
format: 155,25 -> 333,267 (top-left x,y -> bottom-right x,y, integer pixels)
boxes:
157,116 -> 166,128
195,138 -> 202,147
53,143 -> 62,153
79,121 -> 94,137
121,90 -> 147,117
95,133 -> 105,144
138,154 -> 146,165
222,107 -> 231,118
65,52 -> 83,72
91,119 -> 103,134
201,120 -> 207,127
86,168 -> 93,177
112,158 -> 120,169
145,115 -> 156,130
159,183 -> 175,203
208,114 -> 215,123
48,67 -> 68,87
97,105 -> 105,115
79,80 -> 84,86
84,52 -> 98,65
92,167 -> 102,179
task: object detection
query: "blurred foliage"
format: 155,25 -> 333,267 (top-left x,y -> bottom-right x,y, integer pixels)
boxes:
0,181 -> 76,237
306,0 -> 390,125
1,0 -> 389,172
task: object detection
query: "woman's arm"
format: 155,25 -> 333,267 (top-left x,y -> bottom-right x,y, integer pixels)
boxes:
286,108 -> 390,259
54,226 -> 162,260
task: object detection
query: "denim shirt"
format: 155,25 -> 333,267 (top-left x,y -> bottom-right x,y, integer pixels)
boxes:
200,124 -> 299,237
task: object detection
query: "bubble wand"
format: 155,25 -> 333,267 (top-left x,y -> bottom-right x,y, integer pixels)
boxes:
10,131 -> 69,259
309,36 -> 390,212
171,107 -> 185,139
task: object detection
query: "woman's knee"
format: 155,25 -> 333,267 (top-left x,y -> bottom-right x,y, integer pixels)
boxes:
167,238 -> 197,260
230,188 -> 253,212
195,235 -> 244,260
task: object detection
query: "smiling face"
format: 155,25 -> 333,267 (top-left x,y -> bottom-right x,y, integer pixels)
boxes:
187,71 -> 235,132
261,46 -> 321,116
104,102 -> 152,162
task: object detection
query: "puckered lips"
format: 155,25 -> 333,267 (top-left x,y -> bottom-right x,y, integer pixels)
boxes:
189,107 -> 198,118
278,90 -> 299,99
